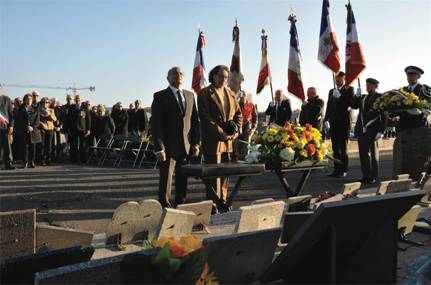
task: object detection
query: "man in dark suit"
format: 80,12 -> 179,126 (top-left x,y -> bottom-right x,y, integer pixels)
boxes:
151,66 -> 200,208
324,71 -> 354,177
68,94 -> 91,163
399,66 -> 429,131
265,89 -> 292,126
299,87 -> 325,131
128,100 -> 148,137
351,78 -> 386,184
0,84 -> 15,170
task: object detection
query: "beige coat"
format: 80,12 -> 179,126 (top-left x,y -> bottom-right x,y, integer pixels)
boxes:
39,108 -> 57,131
198,85 -> 242,155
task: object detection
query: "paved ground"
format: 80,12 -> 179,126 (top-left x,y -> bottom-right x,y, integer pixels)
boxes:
0,150 -> 430,283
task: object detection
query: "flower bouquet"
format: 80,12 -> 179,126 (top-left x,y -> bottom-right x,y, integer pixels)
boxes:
245,123 -> 331,169
373,88 -> 431,116
121,235 -> 218,284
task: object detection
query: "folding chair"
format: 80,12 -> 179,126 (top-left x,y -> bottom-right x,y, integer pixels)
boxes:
115,134 -> 143,168
86,138 -> 102,164
138,138 -> 159,169
99,135 -> 127,167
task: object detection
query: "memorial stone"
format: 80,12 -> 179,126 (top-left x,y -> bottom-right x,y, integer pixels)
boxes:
204,228 -> 281,283
393,128 -> 431,180
235,201 -> 285,233
36,225 -> 94,251
157,208 -> 196,239
177,200 -> 213,226
106,200 -> 163,244
0,209 -> 35,261
342,182 -> 361,196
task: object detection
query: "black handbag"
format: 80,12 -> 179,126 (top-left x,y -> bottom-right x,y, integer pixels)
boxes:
225,120 -> 239,135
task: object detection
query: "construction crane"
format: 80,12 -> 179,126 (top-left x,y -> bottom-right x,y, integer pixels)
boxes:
1,83 -> 96,97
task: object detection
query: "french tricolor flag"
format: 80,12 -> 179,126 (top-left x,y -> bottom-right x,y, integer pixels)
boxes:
318,0 -> 341,74
345,1 -> 366,86
0,111 -> 9,126
287,14 -> 305,102
192,30 -> 208,93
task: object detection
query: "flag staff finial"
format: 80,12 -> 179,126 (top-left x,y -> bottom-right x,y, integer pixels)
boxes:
235,18 -> 238,27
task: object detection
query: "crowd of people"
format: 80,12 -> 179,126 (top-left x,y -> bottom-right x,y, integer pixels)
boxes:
0,65 -> 429,212
0,88 -> 149,170
150,64 -> 429,211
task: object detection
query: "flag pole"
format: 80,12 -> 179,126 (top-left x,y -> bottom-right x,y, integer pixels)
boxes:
332,73 -> 337,89
269,80 -> 274,102
357,78 -> 361,88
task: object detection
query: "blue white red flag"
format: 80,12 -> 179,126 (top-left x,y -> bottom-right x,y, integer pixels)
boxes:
192,30 -> 208,93
287,15 -> 305,102
345,1 -> 366,86
0,111 -> 9,126
318,0 -> 341,74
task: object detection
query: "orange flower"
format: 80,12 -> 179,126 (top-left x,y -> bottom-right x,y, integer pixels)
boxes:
180,235 -> 203,253
305,144 -> 316,156
305,124 -> 312,131
156,235 -> 203,257
170,242 -> 188,257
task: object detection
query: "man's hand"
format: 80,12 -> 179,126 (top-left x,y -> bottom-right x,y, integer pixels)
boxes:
85,130 -> 90,137
220,132 -> 230,142
355,87 -> 362,97
332,89 -> 341,99
8,126 -> 13,135
27,126 -> 33,133
375,132 -> 384,141
156,150 -> 166,162
190,145 -> 200,157
269,101 -> 275,107
55,127 -> 60,132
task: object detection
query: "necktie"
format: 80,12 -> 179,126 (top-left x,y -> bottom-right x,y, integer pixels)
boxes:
176,90 -> 185,115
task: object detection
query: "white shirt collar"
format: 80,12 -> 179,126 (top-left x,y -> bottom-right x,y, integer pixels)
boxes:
169,85 -> 183,94
408,83 -> 419,91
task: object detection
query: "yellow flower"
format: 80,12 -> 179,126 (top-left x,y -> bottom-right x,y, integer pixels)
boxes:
316,150 -> 324,161
267,128 -> 278,136
295,140 -> 306,149
299,150 -> 308,158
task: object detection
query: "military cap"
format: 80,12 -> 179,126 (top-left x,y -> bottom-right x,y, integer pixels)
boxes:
404,66 -> 424,75
366,78 -> 379,85
336,71 -> 345,77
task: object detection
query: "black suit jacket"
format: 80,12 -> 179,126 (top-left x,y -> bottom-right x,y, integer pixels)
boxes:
151,87 -> 200,157
299,96 -> 324,131
399,84 -> 426,131
324,86 -> 354,135
13,105 -> 41,143
111,109 -> 129,136
265,99 -> 292,126
351,92 -> 387,138
128,109 -> 148,134
68,104 -> 91,133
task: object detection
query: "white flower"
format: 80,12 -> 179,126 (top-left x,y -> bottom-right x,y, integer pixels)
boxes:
279,147 -> 295,161
246,144 -> 261,163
